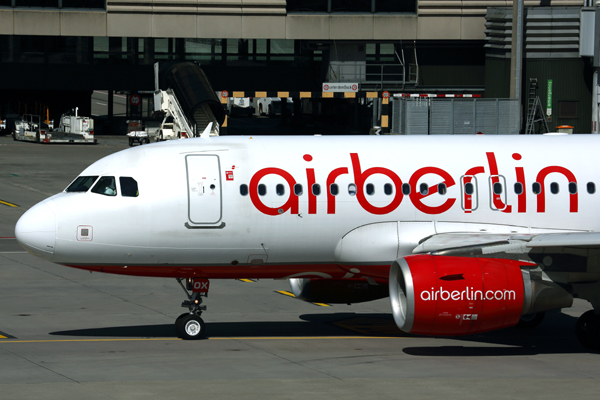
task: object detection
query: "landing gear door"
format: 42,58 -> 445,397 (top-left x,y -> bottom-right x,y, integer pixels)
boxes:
460,175 -> 479,213
185,154 -> 224,228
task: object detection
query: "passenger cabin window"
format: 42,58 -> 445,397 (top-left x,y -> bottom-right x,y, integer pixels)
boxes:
438,183 -> 447,195
294,184 -> 303,196
402,183 -> 411,195
348,183 -> 357,196
66,176 -> 98,192
588,182 -> 596,194
120,177 -> 139,197
330,183 -> 339,196
420,183 -> 429,195
312,184 -> 321,196
276,184 -> 285,196
569,182 -> 577,194
258,184 -> 267,196
550,182 -> 559,194
493,182 -> 503,195
240,184 -> 249,196
384,183 -> 393,195
514,182 -> 523,195
91,176 -> 117,196
465,182 -> 474,195
366,183 -> 375,195
532,182 -> 541,195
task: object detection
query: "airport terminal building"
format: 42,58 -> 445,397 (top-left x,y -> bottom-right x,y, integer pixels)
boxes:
0,0 -> 597,134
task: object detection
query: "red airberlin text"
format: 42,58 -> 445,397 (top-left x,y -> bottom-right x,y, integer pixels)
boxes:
420,287 -> 517,302
248,152 -> 578,216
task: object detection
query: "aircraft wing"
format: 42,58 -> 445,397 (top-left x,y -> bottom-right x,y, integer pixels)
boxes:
413,231 -> 600,255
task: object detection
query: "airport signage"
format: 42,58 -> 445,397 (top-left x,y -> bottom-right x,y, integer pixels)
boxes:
130,94 -> 141,106
322,83 -> 359,93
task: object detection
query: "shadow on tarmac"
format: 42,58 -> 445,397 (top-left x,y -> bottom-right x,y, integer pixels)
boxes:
48,310 -> 591,354
49,319 -> 356,339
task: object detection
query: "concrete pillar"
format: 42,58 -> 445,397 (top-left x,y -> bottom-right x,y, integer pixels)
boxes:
280,97 -> 289,126
593,70 -> 599,133
143,38 -> 154,65
108,89 -> 114,122
509,0 -> 524,132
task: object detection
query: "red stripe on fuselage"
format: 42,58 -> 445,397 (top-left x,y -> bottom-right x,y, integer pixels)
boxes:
64,263 -> 392,280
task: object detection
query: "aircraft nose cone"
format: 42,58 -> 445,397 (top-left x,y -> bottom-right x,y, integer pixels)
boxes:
15,201 -> 56,260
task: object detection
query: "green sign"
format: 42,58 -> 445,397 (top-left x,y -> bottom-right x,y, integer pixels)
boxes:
547,79 -> 553,116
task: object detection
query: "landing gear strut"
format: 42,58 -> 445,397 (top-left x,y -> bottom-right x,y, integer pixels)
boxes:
576,310 -> 600,351
175,278 -> 209,340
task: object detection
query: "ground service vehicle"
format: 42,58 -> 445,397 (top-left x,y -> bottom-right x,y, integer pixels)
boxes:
256,97 -> 293,116
13,114 -> 53,143
50,109 -> 95,144
13,109 -> 95,144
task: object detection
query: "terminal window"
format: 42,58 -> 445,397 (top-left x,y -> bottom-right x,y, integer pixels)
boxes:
6,0 -> 105,8
558,101 -> 578,119
287,0 -> 416,13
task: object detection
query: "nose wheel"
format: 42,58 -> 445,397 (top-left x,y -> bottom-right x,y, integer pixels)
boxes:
176,313 -> 206,340
175,278 -> 209,340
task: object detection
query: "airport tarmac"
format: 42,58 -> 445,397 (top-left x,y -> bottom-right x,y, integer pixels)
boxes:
1,135 -> 599,399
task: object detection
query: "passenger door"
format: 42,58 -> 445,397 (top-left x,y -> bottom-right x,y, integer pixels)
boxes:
185,154 -> 223,227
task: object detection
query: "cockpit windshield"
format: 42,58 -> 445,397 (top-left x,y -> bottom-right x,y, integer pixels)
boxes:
91,176 -> 117,196
65,176 -> 98,192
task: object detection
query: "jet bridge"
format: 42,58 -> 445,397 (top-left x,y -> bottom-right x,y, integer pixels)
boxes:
155,62 -> 225,137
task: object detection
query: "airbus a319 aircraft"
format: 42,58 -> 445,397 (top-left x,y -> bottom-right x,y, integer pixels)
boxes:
14,133 -> 600,349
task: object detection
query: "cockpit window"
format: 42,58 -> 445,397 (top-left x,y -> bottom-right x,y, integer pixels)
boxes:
65,176 -> 98,192
120,177 -> 139,197
91,176 -> 117,196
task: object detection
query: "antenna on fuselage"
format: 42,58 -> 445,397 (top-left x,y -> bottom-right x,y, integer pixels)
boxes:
200,122 -> 213,138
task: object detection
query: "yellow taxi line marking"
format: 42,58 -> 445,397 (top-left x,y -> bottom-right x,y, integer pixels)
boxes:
238,279 -> 255,283
0,330 -> 14,339
0,336 -> 401,344
275,291 -> 331,307
276,290 -> 296,298
209,337 -> 398,340
0,338 -> 180,343
0,200 -> 18,208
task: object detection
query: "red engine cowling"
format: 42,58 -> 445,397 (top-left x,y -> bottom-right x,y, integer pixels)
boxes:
389,255 -> 528,336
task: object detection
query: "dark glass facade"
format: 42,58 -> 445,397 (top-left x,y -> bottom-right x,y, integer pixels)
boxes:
287,0 -> 416,13
0,0 -> 104,8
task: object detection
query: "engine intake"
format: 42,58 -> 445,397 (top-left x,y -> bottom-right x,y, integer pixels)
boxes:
389,255 -> 572,336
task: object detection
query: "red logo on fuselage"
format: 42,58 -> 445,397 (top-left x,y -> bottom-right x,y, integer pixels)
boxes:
247,152 -> 577,216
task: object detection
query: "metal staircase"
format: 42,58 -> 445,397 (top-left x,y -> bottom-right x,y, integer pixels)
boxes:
193,103 -> 220,136
525,78 -> 550,135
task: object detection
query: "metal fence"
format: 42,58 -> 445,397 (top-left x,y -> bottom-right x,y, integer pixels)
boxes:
392,98 -> 519,135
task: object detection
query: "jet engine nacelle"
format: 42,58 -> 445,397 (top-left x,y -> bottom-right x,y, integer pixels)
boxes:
289,278 -> 389,304
389,255 -> 572,336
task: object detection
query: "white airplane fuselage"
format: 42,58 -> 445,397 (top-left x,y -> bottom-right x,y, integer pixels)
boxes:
15,135 -> 599,280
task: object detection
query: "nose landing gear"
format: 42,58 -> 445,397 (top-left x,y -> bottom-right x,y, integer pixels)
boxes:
175,278 -> 209,340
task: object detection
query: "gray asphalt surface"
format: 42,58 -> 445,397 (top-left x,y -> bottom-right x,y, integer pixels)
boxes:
0,135 -> 598,399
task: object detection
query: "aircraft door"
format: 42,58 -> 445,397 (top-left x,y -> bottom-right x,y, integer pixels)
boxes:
185,154 -> 224,227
